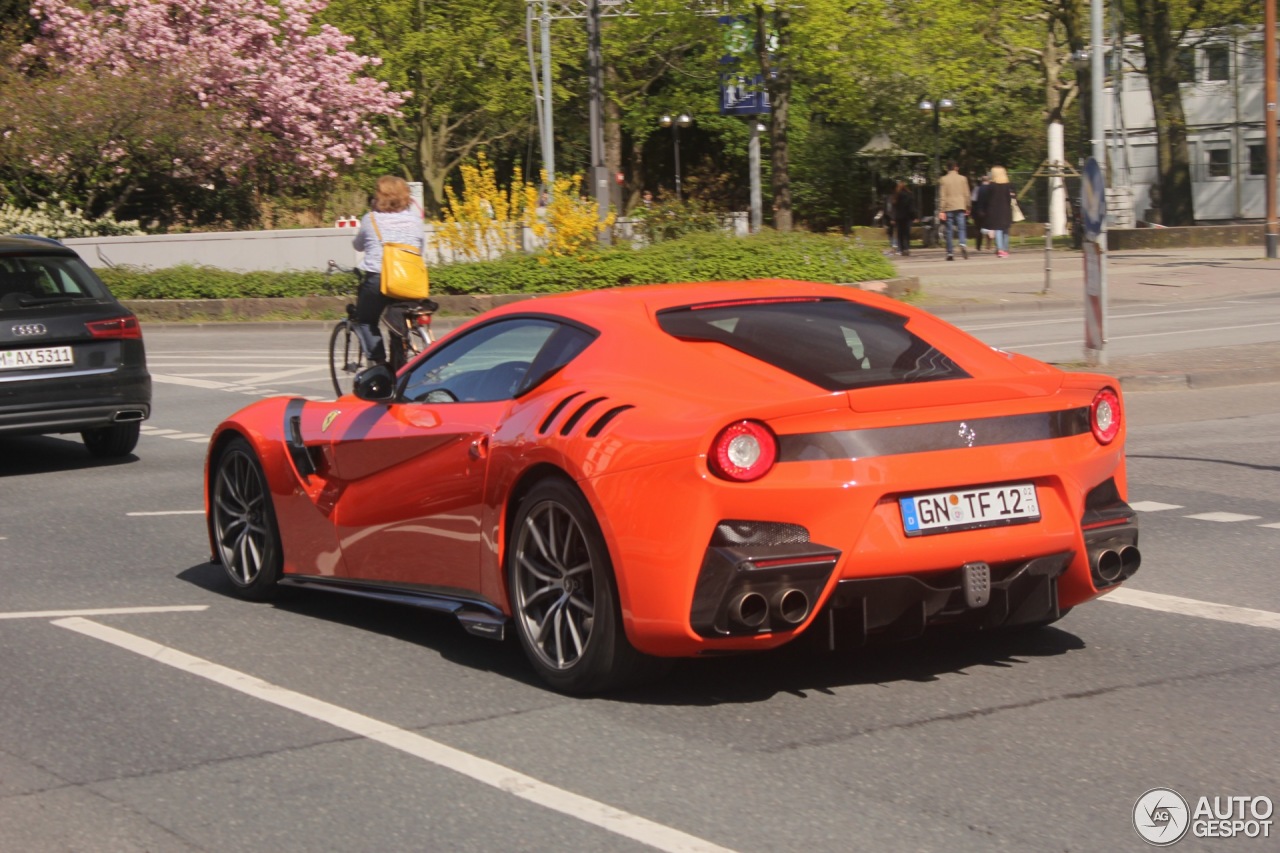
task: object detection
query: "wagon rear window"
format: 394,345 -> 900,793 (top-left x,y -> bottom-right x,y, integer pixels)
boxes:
657,297 -> 969,391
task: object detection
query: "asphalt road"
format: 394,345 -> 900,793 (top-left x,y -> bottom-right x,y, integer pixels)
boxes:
1,313 -> 1278,852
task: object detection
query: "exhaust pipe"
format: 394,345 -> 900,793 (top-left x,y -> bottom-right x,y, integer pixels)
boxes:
771,588 -> 810,627
728,591 -> 768,630
1090,548 -> 1123,584
1118,545 -> 1141,578
113,409 -> 146,423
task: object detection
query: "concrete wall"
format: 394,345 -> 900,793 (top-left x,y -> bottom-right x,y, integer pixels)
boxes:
1108,224 -> 1264,250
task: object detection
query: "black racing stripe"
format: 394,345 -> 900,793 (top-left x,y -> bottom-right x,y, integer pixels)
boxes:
777,407 -> 1091,461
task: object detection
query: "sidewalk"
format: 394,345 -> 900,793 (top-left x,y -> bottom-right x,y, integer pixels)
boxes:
892,243 -> 1280,390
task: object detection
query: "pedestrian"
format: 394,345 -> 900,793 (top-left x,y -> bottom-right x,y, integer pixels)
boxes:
351,175 -> 426,363
938,161 -> 970,260
971,174 -> 990,252
891,180 -> 917,257
880,189 -> 898,254
981,166 -> 1015,258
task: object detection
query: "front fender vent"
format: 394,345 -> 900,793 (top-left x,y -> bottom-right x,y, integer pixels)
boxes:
560,396 -> 606,435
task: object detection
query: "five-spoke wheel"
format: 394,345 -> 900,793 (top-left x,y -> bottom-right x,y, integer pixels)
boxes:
211,437 -> 282,600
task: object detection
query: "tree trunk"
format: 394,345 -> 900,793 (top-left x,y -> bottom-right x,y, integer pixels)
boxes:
757,3 -> 791,231
1133,0 -> 1195,225
605,63 -> 623,215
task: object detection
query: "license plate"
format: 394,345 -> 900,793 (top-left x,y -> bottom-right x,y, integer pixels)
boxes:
0,346 -> 74,370
900,483 -> 1040,536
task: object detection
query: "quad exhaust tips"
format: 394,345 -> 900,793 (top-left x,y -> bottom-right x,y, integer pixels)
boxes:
727,588 -> 811,631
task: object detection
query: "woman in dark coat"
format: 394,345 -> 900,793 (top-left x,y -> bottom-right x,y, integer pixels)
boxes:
981,165 -> 1015,257
891,181 -> 917,256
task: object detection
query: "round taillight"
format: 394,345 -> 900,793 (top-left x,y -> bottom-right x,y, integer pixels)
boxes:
1091,387 -> 1121,444
709,420 -> 777,482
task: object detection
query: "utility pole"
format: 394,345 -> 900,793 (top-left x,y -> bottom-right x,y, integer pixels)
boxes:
1266,0 -> 1278,259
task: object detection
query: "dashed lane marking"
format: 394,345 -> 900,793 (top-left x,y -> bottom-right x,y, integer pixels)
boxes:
1182,511 -> 1263,523
0,605 -> 208,621
1130,501 -> 1184,512
51,618 -> 736,853
1102,588 -> 1280,632
127,510 -> 205,517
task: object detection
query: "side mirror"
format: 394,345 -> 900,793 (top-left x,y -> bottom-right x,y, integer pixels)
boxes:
354,364 -> 396,402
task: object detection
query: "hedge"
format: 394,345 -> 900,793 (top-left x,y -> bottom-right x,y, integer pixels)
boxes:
97,230 -> 896,300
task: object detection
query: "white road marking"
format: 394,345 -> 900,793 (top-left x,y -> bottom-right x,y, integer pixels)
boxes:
150,374 -> 229,389
1102,588 -> 1280,632
51,618 -> 733,853
1182,511 -> 1262,523
963,305 -> 1234,332
162,432 -> 207,441
0,605 -> 208,621
1260,522 -> 1280,529
1130,501 -> 1184,512
127,510 -> 205,516
1009,321 -> 1280,350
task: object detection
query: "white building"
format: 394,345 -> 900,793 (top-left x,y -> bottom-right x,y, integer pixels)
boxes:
1104,26 -> 1277,223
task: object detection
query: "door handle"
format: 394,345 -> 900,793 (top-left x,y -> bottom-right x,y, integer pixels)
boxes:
469,436 -> 490,460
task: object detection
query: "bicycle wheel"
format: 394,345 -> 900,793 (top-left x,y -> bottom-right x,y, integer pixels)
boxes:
329,320 -> 368,398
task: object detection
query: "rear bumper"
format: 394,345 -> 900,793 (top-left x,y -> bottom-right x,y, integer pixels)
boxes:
0,369 -> 151,436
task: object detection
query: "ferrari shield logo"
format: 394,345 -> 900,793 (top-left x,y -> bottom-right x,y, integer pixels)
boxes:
321,410 -> 341,432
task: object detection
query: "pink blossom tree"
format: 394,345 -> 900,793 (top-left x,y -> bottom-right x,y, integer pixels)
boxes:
10,0 -> 404,223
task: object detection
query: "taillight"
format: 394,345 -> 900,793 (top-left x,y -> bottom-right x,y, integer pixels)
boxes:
1091,387 -> 1121,444
709,420 -> 777,482
415,314 -> 432,327
86,315 -> 142,340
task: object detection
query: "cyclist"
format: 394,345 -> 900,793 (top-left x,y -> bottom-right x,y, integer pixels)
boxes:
351,176 -> 425,364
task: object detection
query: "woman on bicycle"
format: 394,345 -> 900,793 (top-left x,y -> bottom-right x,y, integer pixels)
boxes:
352,176 -> 425,363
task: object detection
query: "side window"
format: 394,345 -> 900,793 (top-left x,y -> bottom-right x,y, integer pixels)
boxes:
1204,45 -> 1230,82
1205,147 -> 1231,180
400,318 -> 559,404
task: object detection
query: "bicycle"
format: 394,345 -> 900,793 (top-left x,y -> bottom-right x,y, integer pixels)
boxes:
326,260 -> 437,397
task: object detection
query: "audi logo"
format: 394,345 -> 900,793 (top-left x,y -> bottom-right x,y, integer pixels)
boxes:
12,323 -> 48,337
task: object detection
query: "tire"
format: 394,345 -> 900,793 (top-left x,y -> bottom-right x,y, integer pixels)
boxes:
329,320 -> 367,398
81,421 -> 140,458
507,478 -> 663,694
210,437 -> 283,601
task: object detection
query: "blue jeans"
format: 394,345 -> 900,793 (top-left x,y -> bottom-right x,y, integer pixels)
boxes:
944,210 -> 967,256
994,230 -> 1010,253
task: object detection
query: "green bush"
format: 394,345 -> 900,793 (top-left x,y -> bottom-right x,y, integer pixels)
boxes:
95,231 -> 896,300
98,264 -> 347,299
431,230 -> 896,294
629,198 -> 722,243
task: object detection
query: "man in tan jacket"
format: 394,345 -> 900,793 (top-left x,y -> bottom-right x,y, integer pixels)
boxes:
938,162 -> 971,260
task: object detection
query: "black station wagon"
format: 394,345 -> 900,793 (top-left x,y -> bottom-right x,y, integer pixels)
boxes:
0,235 -> 150,457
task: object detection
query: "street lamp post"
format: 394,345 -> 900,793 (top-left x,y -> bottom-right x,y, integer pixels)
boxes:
917,98 -> 954,215
660,113 -> 692,201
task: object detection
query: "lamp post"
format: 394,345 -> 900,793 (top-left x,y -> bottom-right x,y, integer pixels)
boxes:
917,98 -> 954,215
660,112 -> 692,201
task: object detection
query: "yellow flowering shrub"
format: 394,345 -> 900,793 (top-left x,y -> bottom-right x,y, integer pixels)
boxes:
525,172 -> 616,260
434,152 -> 527,261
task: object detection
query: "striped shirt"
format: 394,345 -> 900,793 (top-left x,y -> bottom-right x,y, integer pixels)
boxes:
353,210 -> 425,273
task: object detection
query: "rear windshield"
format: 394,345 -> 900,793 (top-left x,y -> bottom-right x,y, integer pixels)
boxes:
657,297 -> 969,391
0,253 -> 110,310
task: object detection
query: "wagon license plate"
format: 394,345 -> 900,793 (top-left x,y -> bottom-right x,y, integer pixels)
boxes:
0,346 -> 73,370
900,483 -> 1040,536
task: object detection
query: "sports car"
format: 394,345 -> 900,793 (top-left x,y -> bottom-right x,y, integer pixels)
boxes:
204,280 -> 1140,693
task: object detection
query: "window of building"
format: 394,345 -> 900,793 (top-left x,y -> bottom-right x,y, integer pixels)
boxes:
1177,48 -> 1197,83
1249,144 -> 1267,178
1206,148 -> 1231,179
1204,45 -> 1230,81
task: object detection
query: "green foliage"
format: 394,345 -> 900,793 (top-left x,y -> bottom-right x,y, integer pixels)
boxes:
629,197 -> 723,243
95,232 -> 895,300
430,230 -> 896,294
97,265 -> 345,300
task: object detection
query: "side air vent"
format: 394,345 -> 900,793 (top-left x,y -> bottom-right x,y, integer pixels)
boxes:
560,396 -> 606,435
585,405 -> 634,438
539,391 -> 584,434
